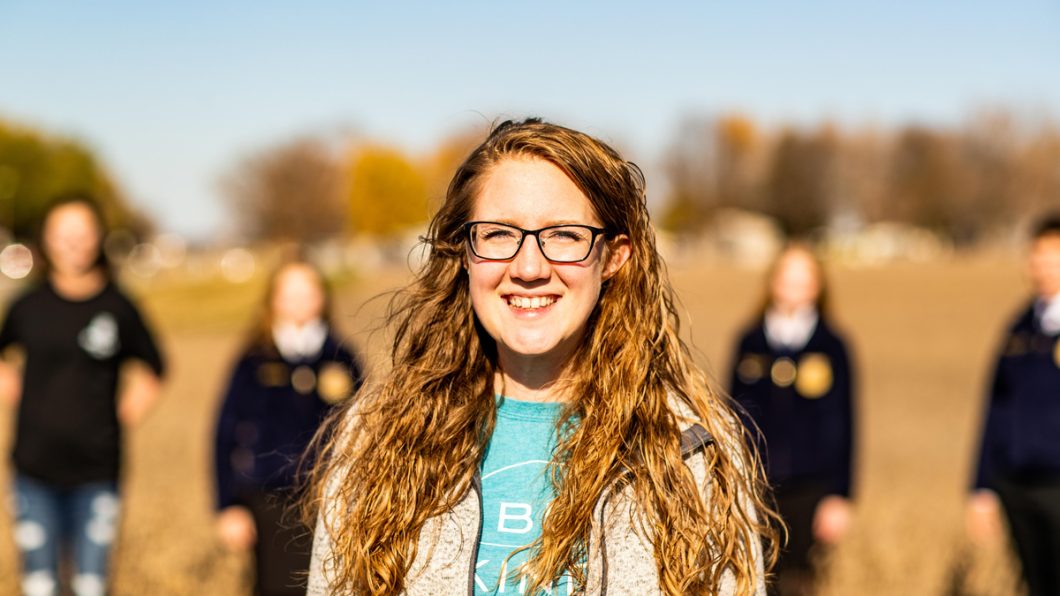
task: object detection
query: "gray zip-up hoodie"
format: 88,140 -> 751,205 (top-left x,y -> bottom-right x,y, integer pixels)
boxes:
307,416 -> 766,595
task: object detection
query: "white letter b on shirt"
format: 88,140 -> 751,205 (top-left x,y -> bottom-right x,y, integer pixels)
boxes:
497,502 -> 533,534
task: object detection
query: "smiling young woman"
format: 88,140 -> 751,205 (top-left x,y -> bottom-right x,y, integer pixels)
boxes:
304,118 -> 779,595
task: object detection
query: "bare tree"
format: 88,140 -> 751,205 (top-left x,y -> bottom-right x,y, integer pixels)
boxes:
832,129 -> 889,226
1004,112 -> 1060,229
763,127 -> 838,237
886,127 -> 975,240
221,137 -> 345,243
660,116 -> 716,232
660,114 -> 764,233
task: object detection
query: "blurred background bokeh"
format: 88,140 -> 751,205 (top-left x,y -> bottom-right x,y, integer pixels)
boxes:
1,1 -> 1058,594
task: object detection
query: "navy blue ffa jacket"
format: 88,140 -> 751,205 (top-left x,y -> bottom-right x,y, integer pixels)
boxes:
214,332 -> 364,510
974,302 -> 1060,490
728,317 -> 855,497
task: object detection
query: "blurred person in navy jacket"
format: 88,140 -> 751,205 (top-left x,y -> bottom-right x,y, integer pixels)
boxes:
728,244 -> 855,595
969,215 -> 1060,596
214,258 -> 363,596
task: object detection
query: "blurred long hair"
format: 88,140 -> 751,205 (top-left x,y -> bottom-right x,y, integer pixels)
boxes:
305,118 -> 779,594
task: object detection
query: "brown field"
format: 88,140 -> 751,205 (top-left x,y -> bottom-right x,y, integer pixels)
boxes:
0,256 -> 1034,595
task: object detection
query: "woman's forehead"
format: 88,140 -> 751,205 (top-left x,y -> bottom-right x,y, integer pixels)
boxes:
775,251 -> 819,279
1032,234 -> 1060,254
46,203 -> 100,231
471,157 -> 599,225
275,264 -> 322,288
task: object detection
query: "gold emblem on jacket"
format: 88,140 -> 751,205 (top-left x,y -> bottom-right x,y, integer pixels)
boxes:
737,354 -> 767,383
795,353 -> 833,399
770,357 -> 797,388
257,362 -> 289,387
318,363 -> 354,403
291,365 -> 317,395
1054,338 -> 1060,369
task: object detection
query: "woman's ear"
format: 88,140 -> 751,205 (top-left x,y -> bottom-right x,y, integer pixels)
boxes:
460,245 -> 469,272
602,235 -> 631,281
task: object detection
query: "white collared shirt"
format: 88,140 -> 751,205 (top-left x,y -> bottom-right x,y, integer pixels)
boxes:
764,306 -> 819,351
1037,293 -> 1060,335
273,319 -> 328,361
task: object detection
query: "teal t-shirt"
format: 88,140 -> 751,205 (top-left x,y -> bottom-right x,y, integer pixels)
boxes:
475,396 -> 574,595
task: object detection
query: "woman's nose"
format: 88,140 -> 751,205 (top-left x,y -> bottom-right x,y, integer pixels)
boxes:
509,235 -> 551,281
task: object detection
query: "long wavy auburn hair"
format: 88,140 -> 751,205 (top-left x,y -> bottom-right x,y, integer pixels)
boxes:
305,118 -> 780,594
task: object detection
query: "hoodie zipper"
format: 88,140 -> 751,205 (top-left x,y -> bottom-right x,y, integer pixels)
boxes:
467,472 -> 484,595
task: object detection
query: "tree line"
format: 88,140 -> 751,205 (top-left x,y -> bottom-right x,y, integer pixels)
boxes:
228,109 -> 1059,247
661,109 -> 1060,244
220,128 -> 483,244
3,110 -> 1057,248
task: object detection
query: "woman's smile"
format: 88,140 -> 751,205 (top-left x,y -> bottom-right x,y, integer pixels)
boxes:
505,294 -> 558,310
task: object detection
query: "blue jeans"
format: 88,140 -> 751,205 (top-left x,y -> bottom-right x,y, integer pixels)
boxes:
13,474 -> 120,596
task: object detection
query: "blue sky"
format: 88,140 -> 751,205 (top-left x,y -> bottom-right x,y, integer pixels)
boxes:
2,0 -> 1058,240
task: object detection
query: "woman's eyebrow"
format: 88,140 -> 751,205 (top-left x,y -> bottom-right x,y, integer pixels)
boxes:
474,218 -> 593,228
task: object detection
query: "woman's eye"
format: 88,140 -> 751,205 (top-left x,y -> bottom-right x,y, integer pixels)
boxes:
547,229 -> 586,242
482,229 -> 517,241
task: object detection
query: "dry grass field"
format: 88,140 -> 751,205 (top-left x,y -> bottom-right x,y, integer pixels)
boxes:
0,255 -> 1035,595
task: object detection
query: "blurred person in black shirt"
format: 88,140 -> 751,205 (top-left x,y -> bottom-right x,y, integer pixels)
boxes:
213,258 -> 363,596
728,244 -> 856,595
969,215 -> 1060,596
0,195 -> 164,596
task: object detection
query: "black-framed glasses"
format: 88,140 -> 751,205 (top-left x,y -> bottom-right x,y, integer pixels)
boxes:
464,221 -> 609,263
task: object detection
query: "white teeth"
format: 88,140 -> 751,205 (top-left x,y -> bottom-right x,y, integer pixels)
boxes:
508,296 -> 555,309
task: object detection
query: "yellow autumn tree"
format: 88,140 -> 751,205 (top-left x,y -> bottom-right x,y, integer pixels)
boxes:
422,126 -> 484,210
346,145 -> 429,236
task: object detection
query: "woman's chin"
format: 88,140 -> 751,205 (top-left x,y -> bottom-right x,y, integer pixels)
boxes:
52,263 -> 99,277
498,336 -> 572,363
